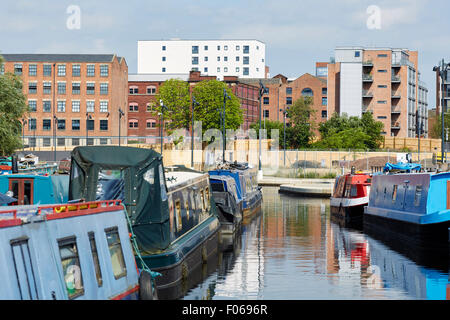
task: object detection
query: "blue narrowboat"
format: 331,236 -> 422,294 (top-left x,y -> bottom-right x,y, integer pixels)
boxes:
0,174 -> 69,206
209,162 -> 262,224
68,146 -> 220,300
209,174 -> 242,235
364,171 -> 450,245
0,200 -> 156,300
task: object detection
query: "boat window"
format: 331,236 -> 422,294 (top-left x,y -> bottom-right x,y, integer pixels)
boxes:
175,200 -> 182,231
392,185 -> 398,202
58,238 -> 84,299
383,187 -> 387,199
205,187 -> 210,203
10,239 -> 39,300
345,184 -> 351,197
350,185 -> 357,198
105,228 -> 127,280
414,185 -> 422,206
185,200 -> 190,221
96,169 -> 125,201
200,189 -> 206,212
88,232 -> 103,287
159,165 -> 168,201
211,182 -> 224,192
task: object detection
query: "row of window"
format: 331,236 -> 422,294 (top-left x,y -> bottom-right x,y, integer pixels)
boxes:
129,86 -> 156,95
189,45 -> 254,53
27,100 -> 108,113
128,103 -> 157,112
262,109 -> 328,119
263,96 -> 327,106
28,82 -> 109,95
191,56 -> 255,64
263,87 -> 327,96
27,118 -> 109,131
190,66 -> 251,75
128,119 -> 157,129
28,137 -> 109,147
173,187 -> 211,232
12,63 -> 109,77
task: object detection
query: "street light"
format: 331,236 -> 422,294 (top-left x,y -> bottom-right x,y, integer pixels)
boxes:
21,118 -> 27,152
258,80 -> 267,179
86,113 -> 92,146
53,115 -> 58,159
433,60 -> 450,164
222,88 -> 231,163
118,108 -> 125,146
191,97 -> 199,168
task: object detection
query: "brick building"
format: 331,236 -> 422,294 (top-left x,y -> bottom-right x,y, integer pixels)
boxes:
326,47 -> 428,138
1,54 -> 128,147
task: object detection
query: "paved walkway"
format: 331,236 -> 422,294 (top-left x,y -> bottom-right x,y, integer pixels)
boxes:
258,176 -> 334,198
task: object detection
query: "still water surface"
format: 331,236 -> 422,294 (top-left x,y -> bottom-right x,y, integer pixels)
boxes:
182,187 -> 449,300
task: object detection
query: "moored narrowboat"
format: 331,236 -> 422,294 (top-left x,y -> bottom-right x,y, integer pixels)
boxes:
364,171 -> 450,245
330,172 -> 371,225
68,146 -> 220,300
0,200 -> 155,300
209,162 -> 262,224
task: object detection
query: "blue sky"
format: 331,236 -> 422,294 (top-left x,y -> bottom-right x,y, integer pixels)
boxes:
1,0 -> 448,108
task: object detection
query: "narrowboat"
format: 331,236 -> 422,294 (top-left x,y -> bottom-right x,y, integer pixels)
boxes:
0,199 -> 156,300
330,171 -> 371,225
209,162 -> 262,224
364,171 -> 450,246
68,146 -> 220,300
209,174 -> 242,235
0,174 -> 69,206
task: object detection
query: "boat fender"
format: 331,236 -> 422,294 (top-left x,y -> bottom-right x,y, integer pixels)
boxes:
55,206 -> 65,213
139,270 -> 154,300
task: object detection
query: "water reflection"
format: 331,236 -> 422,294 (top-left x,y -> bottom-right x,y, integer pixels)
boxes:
182,187 -> 449,300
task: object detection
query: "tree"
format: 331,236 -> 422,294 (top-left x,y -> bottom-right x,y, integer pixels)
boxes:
431,113 -> 450,140
249,120 -> 284,139
192,80 -> 243,135
0,55 -> 29,155
315,112 -> 384,150
284,96 -> 315,149
154,79 -> 191,134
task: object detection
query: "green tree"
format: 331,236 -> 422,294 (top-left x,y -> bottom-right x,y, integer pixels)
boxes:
284,96 -> 315,149
249,120 -> 284,139
192,80 -> 243,134
154,79 -> 191,134
0,55 -> 29,155
431,113 -> 450,140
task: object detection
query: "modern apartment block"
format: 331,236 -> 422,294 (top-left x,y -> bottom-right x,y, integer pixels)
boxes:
1,54 -> 128,147
327,47 -> 428,138
137,39 -> 266,80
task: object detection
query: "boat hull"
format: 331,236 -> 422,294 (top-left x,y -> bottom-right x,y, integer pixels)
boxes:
330,196 -> 368,226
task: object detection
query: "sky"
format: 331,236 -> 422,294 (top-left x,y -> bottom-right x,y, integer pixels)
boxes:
1,0 -> 448,109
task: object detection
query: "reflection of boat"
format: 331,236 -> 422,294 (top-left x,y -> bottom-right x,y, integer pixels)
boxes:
330,172 -> 371,226
0,200 -> 152,300
209,174 -> 242,236
209,162 -> 262,224
68,146 -> 220,299
364,172 -> 450,246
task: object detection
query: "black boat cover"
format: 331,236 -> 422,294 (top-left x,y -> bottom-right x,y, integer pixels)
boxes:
69,146 -> 170,252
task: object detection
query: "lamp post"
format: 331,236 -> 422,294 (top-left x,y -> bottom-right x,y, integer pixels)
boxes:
433,60 -> 450,164
191,97 -> 199,168
222,88 -> 231,163
86,113 -> 92,146
52,63 -> 56,161
258,80 -> 267,179
159,99 -> 167,154
53,115 -> 58,159
118,108 -> 124,146
21,118 -> 27,152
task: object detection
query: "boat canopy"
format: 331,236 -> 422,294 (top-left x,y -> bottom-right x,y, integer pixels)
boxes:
69,146 -> 170,252
383,162 -> 421,173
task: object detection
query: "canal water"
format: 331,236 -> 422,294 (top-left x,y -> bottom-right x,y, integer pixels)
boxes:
181,187 -> 450,300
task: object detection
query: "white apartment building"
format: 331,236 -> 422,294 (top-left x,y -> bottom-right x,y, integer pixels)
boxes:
137,39 -> 266,80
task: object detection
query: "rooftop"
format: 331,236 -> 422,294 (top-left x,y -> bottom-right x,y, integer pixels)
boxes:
1,54 -> 124,63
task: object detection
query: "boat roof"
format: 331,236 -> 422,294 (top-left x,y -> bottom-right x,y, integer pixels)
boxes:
165,171 -> 207,189
209,175 -> 236,182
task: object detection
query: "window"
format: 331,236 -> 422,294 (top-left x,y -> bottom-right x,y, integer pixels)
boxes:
129,119 -> 138,128
185,200 -> 190,220
72,100 -> 80,112
58,238 -> 84,299
28,64 -> 37,76
86,101 -> 95,113
322,88 -> 327,95
224,67 -> 228,73
100,83 -> 108,95
87,64 -> 95,77
28,82 -> 37,94
392,185 -> 398,202
146,103 -> 154,112
236,67 -> 240,72
224,45 -> 228,51
57,138 -> 65,146
414,185 -> 422,206
204,67 -> 208,73
162,45 -> 166,51
72,82 -> 81,94
378,69 -> 388,73
28,100 -> 37,112
72,64 -> 81,77
378,54 -> 388,58
350,185 -> 357,197
236,45 -> 240,51
224,56 -> 228,62
377,116 -> 387,119
322,97 -> 327,106
263,87 -> 269,94
217,67 -> 220,72
286,87 -> 292,95
129,103 -> 138,112
86,83 -> 95,95
243,56 -> 249,65
162,67 -> 166,72
175,200 -> 182,231
87,138 -> 94,146
301,88 -> 313,97
129,86 -> 138,94
146,86 -> 156,95
377,100 -> 387,104
192,56 -> 199,65
86,119 -> 94,131
100,138 -> 108,145
217,56 -> 220,62
43,138 -> 51,146
286,97 -> 293,105
43,101 -> 51,112
204,56 -> 208,62
72,138 -> 80,146
72,119 -> 80,131
57,101 -> 66,112
43,82 -> 51,94
14,64 -> 23,75
355,51 -> 360,57
217,45 -> 220,50
162,56 -> 166,61
57,119 -> 66,130
243,45 -> 249,54
100,119 -> 108,131
236,56 -> 239,62
192,46 -> 199,54
58,82 -> 66,94
99,101 -> 108,113
43,64 -> 52,76
264,110 -> 269,118
243,67 -> 249,76
100,65 -> 108,77
88,233 -> 103,287
378,85 -> 388,88
204,45 -> 208,51
263,97 -> 269,105
105,228 -> 127,279
29,118 -> 36,130
57,64 -> 66,77
146,119 -> 156,128
322,110 -> 327,119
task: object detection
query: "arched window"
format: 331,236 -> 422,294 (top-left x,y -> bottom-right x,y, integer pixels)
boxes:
146,86 -> 156,95
301,88 -> 313,97
146,119 -> 156,129
129,103 -> 138,112
129,86 -> 138,94
129,119 -> 138,128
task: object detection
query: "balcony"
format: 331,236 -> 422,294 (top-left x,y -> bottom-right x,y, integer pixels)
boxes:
362,90 -> 373,98
391,91 -> 401,99
391,75 -> 401,83
362,105 -> 371,113
391,122 -> 401,130
391,106 -> 401,114
363,60 -> 373,67
362,74 -> 373,82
